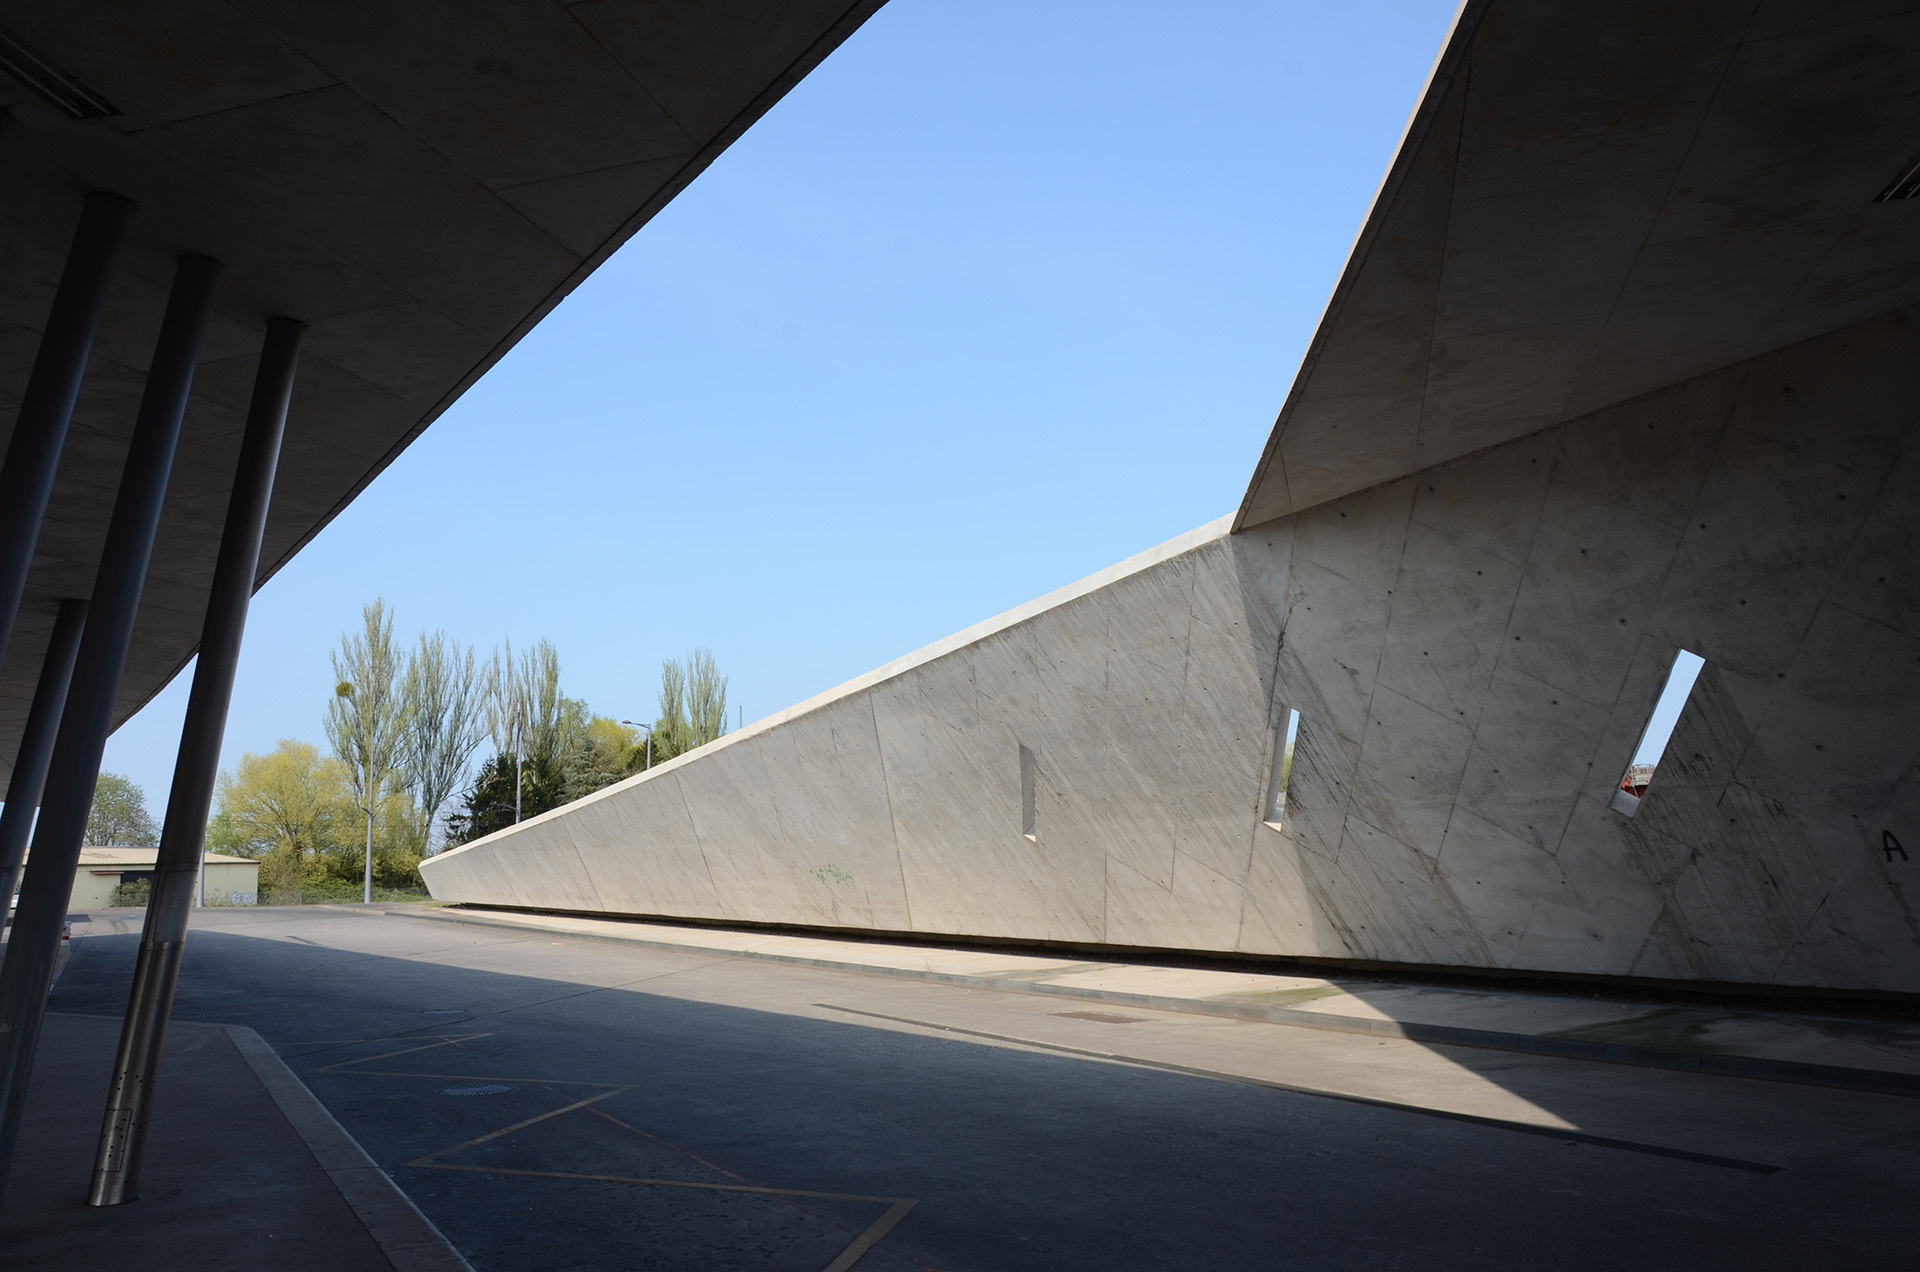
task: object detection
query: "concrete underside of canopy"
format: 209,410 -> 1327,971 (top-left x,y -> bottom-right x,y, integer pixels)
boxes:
424,305 -> 1920,993
0,0 -> 883,780
1236,0 -> 1920,530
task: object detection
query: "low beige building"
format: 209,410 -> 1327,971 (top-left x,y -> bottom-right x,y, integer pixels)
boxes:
57,848 -> 260,911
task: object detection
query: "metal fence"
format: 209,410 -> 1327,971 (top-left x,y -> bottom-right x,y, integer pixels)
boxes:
106,884 -> 431,907
256,886 -> 431,906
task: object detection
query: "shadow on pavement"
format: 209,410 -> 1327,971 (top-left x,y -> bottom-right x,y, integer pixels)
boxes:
36,914 -> 1920,1272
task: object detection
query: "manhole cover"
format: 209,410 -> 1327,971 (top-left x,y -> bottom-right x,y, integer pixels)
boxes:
441,1084 -> 514,1097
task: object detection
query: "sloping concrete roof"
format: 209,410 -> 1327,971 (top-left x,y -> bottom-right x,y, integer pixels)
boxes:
0,0 -> 883,776
1237,0 -> 1920,529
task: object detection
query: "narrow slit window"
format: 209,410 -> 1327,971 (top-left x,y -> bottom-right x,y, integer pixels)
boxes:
1610,649 -> 1705,817
1264,708 -> 1301,827
1019,744 -> 1037,842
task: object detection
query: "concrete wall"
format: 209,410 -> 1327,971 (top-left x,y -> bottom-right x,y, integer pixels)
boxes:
422,308 -> 1920,992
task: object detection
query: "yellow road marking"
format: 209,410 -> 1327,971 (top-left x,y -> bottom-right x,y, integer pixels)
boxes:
825,1199 -> 920,1272
410,1161 -> 909,1205
403,1087 -> 633,1164
313,1033 -> 492,1072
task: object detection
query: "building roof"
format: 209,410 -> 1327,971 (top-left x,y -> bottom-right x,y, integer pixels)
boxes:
0,1 -> 883,781
1237,0 -> 1920,529
69,846 -> 256,868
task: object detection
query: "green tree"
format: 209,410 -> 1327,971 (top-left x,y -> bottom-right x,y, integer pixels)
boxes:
399,629 -> 485,851
515,638 -> 589,776
205,740 -> 423,894
459,637 -> 592,837
562,716 -> 645,802
483,638 -> 521,765
86,772 -> 159,847
206,740 -> 354,857
325,599 -> 404,898
446,752 -> 565,845
654,656 -> 690,762
445,642 -> 647,845
651,649 -> 727,764
307,786 -> 424,890
686,649 -> 728,748
479,639 -> 530,820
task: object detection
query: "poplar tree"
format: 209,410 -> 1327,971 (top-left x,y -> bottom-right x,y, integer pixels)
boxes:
325,599 -> 403,901
515,638 -> 587,775
686,649 -> 729,748
398,630 -> 485,851
652,649 -> 727,763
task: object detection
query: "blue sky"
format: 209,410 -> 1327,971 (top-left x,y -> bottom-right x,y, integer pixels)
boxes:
103,0 -> 1461,808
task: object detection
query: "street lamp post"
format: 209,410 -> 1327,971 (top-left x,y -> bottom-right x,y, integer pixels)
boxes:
333,678 -> 376,905
620,721 -> 652,771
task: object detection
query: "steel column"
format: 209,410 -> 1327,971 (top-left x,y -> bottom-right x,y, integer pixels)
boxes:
0,194 -> 130,667
0,600 -> 89,939
0,255 -> 221,1203
89,319 -> 302,1206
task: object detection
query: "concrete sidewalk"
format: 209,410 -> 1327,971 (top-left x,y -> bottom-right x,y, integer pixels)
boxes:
0,1011 -> 470,1272
404,904 -> 1920,1098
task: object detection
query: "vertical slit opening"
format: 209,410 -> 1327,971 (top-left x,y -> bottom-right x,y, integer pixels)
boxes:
1610,649 -> 1705,818
1019,744 -> 1037,842
1264,707 -> 1301,828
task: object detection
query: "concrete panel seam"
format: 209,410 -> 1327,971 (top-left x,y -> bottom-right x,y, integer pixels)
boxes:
1731,449 -> 1908,786
223,1024 -> 473,1272
866,694 -> 915,931
562,817 -> 607,916
1241,540 -> 1298,919
667,771 -> 724,908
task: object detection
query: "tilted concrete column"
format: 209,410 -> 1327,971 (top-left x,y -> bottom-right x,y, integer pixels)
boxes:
0,194 -> 129,667
0,599 -> 89,940
0,254 -> 221,1204
89,318 -> 303,1206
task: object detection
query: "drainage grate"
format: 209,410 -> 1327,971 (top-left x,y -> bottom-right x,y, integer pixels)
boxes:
441,1084 -> 514,1097
1050,1011 -> 1147,1024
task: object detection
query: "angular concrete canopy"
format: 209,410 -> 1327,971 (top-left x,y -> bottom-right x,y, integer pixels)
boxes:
422,0 -> 1920,994
0,0 -> 882,775
1237,0 -> 1920,529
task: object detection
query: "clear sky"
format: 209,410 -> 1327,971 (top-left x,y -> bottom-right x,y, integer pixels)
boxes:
1632,651 -> 1707,769
102,0 -> 1461,810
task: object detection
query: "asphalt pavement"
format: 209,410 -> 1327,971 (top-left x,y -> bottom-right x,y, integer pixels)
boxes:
39,905 -> 1920,1270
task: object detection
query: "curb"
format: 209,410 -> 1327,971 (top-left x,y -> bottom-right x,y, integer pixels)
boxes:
408,906 -> 1920,1100
225,1025 -> 473,1272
